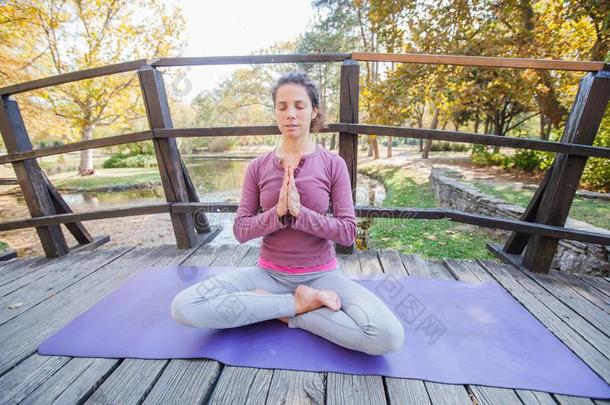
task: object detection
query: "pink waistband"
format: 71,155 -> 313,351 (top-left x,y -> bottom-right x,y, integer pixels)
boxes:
258,257 -> 338,274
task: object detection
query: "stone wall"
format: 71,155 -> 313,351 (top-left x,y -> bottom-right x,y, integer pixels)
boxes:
429,167 -> 610,276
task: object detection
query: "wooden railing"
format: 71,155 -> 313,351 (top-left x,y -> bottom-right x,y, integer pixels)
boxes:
0,53 -> 609,274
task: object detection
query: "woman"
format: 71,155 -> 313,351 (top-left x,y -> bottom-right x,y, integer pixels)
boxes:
171,72 -> 404,355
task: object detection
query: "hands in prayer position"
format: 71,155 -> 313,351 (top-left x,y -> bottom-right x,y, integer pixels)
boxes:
276,163 -> 301,218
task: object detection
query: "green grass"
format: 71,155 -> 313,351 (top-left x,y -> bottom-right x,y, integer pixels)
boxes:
0,241 -> 8,253
473,182 -> 610,230
54,168 -> 161,191
359,164 -> 498,260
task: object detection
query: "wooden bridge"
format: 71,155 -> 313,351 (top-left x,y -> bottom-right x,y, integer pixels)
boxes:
0,52 -> 609,403
0,243 -> 609,403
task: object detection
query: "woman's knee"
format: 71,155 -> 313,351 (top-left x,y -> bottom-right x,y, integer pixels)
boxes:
361,317 -> 405,355
170,290 -> 198,327
170,277 -> 230,327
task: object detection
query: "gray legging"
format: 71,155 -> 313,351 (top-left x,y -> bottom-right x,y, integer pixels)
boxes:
170,265 -> 405,355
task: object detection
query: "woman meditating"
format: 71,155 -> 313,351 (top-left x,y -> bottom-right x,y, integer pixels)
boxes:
171,72 -> 404,355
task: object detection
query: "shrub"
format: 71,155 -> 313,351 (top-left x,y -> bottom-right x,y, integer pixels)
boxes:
471,146 -> 510,167
103,153 -> 157,168
512,149 -> 543,172
208,137 -> 236,152
430,141 -> 470,152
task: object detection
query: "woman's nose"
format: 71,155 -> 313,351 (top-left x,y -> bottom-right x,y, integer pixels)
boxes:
286,106 -> 297,117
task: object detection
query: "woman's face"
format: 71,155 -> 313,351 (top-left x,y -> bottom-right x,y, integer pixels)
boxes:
274,83 -> 318,140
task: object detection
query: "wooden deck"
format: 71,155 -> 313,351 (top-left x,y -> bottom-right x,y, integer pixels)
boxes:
0,242 -> 608,404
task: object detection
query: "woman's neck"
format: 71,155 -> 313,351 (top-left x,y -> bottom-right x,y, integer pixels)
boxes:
276,136 -> 316,158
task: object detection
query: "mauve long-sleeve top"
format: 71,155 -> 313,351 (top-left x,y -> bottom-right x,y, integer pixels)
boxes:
232,144 -> 356,271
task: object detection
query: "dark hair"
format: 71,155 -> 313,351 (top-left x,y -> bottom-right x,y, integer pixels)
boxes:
271,71 -> 325,133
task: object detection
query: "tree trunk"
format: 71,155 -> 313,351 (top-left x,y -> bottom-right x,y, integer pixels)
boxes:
368,135 -> 379,159
79,124 -> 95,176
330,133 -> 336,150
387,136 -> 392,158
366,135 -> 380,158
422,109 -> 439,159
493,111 -> 502,153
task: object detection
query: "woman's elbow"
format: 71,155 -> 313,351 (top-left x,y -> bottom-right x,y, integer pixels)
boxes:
338,222 -> 356,246
232,221 -> 248,244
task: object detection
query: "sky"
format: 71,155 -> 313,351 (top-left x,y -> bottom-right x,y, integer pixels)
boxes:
169,0 -> 315,102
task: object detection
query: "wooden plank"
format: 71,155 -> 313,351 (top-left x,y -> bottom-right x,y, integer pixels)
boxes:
265,369 -> 326,405
16,357 -> 118,405
15,243 -> 208,404
377,250 -> 435,404
425,382 -> 474,405
0,246 -> 160,376
348,124 -> 610,159
523,72 -> 610,273
0,130 -> 153,165
442,259 -> 558,404
516,270 -> 610,336
0,59 -> 154,96
202,245 -> 281,404
152,53 -> 351,67
0,96 -> 68,257
41,172 -> 94,245
479,262 -> 610,360
0,248 -> 132,326
0,203 -> 170,231
180,157 -> 211,234
0,353 -> 71,404
336,59 -> 359,255
84,359 -> 167,405
3,120 -> 607,163
453,259 -> 610,358
4,200 -> 609,250
139,65 -> 196,249
352,52 -> 606,71
0,250 -> 17,261
142,360 -> 222,405
69,234 -> 111,253
205,247 -> 329,405
476,260 -> 610,384
156,124 -> 343,139
445,260 -> 604,404
139,245 -> 247,405
393,253 -> 496,404
445,211 -> 610,246
0,257 -> 49,287
327,250 -> 386,405
550,270 -> 610,314
573,273 -> 610,299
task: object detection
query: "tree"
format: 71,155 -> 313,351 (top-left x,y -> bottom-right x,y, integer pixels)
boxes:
24,0 -> 186,175
0,2 -> 73,149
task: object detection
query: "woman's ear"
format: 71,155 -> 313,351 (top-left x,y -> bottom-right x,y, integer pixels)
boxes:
311,107 -> 318,120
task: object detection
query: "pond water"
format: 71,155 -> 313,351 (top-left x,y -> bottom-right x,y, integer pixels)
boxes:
2,158 -> 386,250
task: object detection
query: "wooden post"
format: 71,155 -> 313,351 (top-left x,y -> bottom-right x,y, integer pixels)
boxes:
180,158 -> 211,233
0,96 -> 69,257
520,71 -> 610,273
502,165 -> 554,254
337,59 -> 359,254
138,65 -> 198,248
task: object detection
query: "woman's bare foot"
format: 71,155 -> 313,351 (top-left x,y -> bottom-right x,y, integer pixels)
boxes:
294,284 -> 341,313
250,286 -> 342,324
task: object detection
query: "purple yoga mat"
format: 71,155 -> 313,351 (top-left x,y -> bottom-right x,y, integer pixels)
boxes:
38,265 -> 610,398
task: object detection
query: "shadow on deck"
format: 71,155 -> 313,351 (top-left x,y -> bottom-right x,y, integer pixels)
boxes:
0,242 -> 608,404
